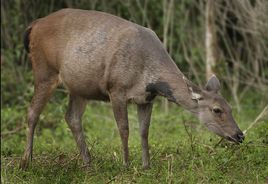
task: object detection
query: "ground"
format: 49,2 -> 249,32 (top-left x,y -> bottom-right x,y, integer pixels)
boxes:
1,93 -> 268,184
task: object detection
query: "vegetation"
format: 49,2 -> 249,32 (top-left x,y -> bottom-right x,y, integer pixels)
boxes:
1,0 -> 268,183
1,100 -> 268,183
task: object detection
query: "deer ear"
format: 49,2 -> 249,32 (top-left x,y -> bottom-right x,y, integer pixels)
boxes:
205,75 -> 221,92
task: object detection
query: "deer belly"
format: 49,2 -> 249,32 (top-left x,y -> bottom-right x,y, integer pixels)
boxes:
59,70 -> 109,101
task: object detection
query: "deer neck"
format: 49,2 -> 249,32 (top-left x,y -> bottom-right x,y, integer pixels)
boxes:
147,69 -> 200,114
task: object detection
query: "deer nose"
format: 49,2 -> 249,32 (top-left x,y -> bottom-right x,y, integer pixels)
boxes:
234,131 -> 245,143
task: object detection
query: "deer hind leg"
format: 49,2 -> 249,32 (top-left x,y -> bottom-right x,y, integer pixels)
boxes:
109,93 -> 129,166
20,64 -> 59,170
137,103 -> 153,169
65,95 -> 90,167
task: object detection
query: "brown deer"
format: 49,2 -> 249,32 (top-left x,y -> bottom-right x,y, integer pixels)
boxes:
20,9 -> 244,170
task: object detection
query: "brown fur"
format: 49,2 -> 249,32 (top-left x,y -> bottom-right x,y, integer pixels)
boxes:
20,9 -> 243,170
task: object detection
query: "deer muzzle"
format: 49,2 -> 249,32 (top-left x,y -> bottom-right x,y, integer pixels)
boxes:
227,130 -> 245,143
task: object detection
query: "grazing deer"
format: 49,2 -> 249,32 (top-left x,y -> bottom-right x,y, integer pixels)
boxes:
20,9 -> 244,170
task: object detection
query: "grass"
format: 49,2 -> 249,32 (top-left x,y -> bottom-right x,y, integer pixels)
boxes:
1,93 -> 268,183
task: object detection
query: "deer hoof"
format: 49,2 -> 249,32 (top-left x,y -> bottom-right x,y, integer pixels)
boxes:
19,159 -> 29,170
142,164 -> 151,170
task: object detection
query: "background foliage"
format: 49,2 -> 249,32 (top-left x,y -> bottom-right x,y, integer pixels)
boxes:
1,0 -> 268,183
1,0 -> 268,108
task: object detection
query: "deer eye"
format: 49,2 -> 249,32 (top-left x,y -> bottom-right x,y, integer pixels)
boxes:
212,107 -> 222,114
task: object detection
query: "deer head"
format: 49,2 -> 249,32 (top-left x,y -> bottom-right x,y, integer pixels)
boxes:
190,75 -> 244,143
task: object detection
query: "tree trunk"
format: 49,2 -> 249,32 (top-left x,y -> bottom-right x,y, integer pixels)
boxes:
205,0 -> 217,80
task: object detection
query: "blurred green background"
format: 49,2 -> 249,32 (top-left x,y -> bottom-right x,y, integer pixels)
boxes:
1,0 -> 268,183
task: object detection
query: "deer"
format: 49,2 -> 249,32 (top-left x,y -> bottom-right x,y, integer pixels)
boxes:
20,8 -> 244,170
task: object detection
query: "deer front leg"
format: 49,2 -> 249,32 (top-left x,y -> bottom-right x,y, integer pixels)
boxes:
110,94 -> 129,166
137,103 -> 153,169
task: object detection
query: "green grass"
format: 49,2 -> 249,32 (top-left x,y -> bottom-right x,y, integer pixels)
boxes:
1,95 -> 268,183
